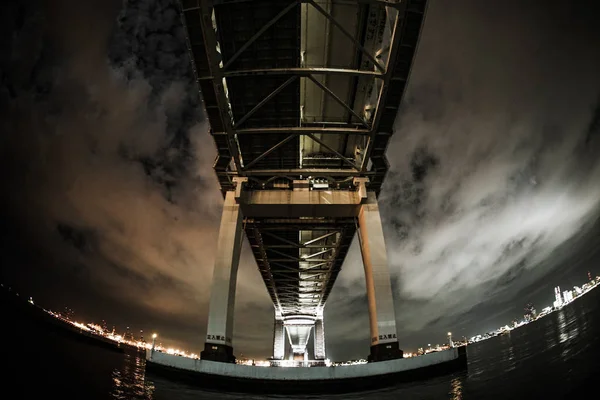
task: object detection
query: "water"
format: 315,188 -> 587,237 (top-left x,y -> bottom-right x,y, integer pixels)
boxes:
5,288 -> 599,399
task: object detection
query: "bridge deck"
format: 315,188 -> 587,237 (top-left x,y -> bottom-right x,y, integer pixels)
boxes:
181,0 -> 426,322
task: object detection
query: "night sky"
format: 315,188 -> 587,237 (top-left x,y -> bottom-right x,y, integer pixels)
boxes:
1,0 -> 600,361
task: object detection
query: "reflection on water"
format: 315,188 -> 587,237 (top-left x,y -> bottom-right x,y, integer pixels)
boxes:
101,290 -> 598,399
557,310 -> 568,344
449,376 -> 463,400
111,350 -> 154,400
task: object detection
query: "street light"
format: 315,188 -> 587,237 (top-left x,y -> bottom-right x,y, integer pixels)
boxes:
151,333 -> 158,351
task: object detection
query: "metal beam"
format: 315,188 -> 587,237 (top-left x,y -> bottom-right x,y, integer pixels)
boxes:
306,0 -> 385,73
252,225 -> 355,231
218,67 -> 383,79
228,168 -> 367,177
194,1 -> 244,172
243,134 -> 300,170
361,8 -> 404,172
307,76 -> 370,128
255,244 -> 338,249
261,231 -> 300,247
260,259 -> 330,263
306,133 -> 361,169
303,262 -> 330,270
233,127 -> 371,135
211,0 -> 402,9
268,248 -> 302,261
234,76 -> 298,128
269,262 -> 303,273
303,231 -> 338,246
253,227 -> 284,310
302,249 -> 334,259
222,1 -> 298,70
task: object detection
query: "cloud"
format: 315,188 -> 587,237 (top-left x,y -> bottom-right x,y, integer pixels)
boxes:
0,0 -> 272,354
331,0 -> 600,339
2,0 -> 600,361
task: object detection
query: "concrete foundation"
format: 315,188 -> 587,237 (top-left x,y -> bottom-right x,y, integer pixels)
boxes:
358,192 -> 402,362
201,190 -> 244,363
146,346 -> 468,394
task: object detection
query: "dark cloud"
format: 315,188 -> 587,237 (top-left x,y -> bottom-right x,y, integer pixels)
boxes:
330,0 -> 600,354
1,0 -> 600,362
0,0 -> 271,358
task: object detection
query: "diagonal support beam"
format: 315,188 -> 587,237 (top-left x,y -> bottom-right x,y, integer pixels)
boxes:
195,1 -> 243,173
262,231 -> 300,248
244,134 -> 300,170
235,76 -> 298,128
302,231 -> 338,246
302,249 -> 334,259
270,262 -> 303,273
222,67 -> 383,79
259,244 -> 338,249
361,6 -> 419,172
234,127 -> 371,135
307,0 -> 385,73
268,248 -> 302,261
223,1 -> 298,70
254,227 -> 284,310
306,133 -> 360,169
307,75 -> 370,128
303,262 -> 330,270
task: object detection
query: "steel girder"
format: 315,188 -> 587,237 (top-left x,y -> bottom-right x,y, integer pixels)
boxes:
179,0 -> 428,320
180,0 -> 427,195
245,218 -> 355,316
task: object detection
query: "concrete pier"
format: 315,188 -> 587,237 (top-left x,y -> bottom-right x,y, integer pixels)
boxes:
201,179 -> 404,363
358,192 -> 402,361
314,317 -> 325,360
201,190 -> 244,363
272,313 -> 285,360
181,0 -> 429,369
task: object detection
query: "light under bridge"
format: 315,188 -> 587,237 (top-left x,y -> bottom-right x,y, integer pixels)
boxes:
178,0 -> 427,363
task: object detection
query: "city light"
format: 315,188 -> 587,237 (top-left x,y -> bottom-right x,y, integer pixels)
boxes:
463,273 -> 599,346
5,271 -> 597,367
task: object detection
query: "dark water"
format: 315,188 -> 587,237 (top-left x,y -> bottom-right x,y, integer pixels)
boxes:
5,288 -> 600,399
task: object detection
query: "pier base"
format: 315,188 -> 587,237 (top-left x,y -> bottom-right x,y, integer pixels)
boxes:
146,346 -> 468,395
369,342 -> 403,362
201,342 -> 236,363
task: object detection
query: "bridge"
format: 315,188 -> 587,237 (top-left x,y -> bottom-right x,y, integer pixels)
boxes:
178,0 -> 427,363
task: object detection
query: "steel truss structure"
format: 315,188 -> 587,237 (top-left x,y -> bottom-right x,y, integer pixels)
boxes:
179,0 -> 427,357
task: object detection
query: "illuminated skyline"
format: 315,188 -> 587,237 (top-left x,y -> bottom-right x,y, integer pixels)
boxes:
5,269 -> 597,361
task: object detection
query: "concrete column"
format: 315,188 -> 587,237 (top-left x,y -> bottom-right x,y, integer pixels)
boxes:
314,318 -> 326,360
358,192 -> 402,362
272,317 -> 285,360
201,190 -> 244,363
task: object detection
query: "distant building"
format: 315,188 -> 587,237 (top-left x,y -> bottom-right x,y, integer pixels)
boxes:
524,303 -> 536,322
563,290 -> 574,303
554,286 -> 563,308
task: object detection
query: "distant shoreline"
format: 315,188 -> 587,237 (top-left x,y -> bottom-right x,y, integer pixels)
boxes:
1,288 -> 137,354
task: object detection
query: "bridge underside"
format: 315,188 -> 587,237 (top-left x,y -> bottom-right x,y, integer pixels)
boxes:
179,0 -> 427,363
